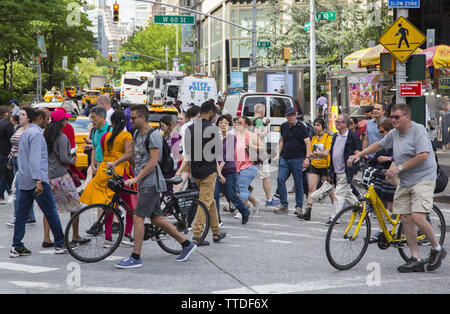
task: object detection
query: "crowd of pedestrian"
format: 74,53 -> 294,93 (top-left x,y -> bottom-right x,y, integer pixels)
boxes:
0,93 -> 447,273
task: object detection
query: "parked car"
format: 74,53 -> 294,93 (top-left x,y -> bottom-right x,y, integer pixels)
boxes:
222,93 -> 299,156
82,90 -> 101,106
67,116 -> 91,170
44,91 -> 63,103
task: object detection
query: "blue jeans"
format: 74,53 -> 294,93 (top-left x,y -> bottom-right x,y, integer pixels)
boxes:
12,157 -> 35,220
13,182 -> 65,248
214,172 -> 250,219
277,157 -> 305,208
238,165 -> 258,201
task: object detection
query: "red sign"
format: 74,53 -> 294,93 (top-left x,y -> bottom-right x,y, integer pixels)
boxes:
400,82 -> 422,97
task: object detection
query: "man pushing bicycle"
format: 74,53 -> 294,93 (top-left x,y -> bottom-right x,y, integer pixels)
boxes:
348,103 -> 446,273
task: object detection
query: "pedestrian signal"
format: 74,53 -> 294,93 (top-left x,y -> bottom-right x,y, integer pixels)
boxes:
113,4 -> 119,23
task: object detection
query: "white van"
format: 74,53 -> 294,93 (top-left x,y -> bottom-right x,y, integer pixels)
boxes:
177,76 -> 218,111
163,81 -> 181,104
120,72 -> 153,106
150,70 -> 185,105
222,93 -> 298,157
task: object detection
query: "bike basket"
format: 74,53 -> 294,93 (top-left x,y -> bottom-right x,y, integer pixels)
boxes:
174,190 -> 200,216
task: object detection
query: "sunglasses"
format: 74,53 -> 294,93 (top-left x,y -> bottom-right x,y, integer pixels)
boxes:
390,115 -> 404,120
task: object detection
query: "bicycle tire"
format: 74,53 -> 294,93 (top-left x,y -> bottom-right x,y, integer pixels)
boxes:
156,198 -> 210,255
325,205 -> 371,270
397,204 -> 446,262
65,203 -> 124,263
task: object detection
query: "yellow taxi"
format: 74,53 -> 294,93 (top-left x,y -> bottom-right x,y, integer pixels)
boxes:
67,116 -> 91,170
82,90 -> 101,106
44,91 -> 63,103
147,104 -> 179,128
96,87 -> 114,97
64,86 -> 76,98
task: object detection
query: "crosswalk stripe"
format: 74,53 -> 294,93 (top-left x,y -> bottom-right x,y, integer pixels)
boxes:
0,262 -> 58,274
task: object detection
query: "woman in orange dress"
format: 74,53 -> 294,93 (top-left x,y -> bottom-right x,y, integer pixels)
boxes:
80,111 -> 136,246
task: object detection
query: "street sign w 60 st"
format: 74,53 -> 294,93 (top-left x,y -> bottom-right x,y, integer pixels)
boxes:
154,15 -> 195,25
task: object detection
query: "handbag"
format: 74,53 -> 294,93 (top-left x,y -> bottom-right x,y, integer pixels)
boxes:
68,168 -> 82,188
434,165 -> 448,194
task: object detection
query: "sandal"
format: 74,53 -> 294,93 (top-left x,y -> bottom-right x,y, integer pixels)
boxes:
192,237 -> 210,246
213,232 -> 226,243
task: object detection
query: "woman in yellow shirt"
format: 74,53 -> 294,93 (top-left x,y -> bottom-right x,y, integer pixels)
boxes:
298,118 -> 334,221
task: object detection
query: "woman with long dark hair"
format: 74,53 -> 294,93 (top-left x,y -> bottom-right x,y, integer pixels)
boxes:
80,111 -> 136,247
43,110 -> 88,248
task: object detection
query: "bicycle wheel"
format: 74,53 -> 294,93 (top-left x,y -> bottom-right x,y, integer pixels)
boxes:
325,205 -> 371,270
156,198 -> 210,255
397,205 -> 446,262
64,204 -> 124,263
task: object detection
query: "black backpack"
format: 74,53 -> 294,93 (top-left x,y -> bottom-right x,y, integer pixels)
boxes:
135,129 -> 175,175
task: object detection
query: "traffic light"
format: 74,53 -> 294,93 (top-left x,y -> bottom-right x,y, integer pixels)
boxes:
108,54 -> 113,62
113,3 -> 119,24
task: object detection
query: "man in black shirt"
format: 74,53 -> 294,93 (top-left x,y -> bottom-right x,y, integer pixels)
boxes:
0,106 -> 14,199
181,101 -> 226,246
274,107 -> 310,215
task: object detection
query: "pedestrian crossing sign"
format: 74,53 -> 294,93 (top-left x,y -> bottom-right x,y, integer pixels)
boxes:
379,16 -> 426,63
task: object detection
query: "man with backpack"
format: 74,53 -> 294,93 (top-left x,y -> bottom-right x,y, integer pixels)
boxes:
115,105 -> 196,269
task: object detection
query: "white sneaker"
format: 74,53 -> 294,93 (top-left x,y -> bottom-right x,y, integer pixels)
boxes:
234,212 -> 242,219
6,217 -> 15,227
103,239 -> 113,248
253,200 -> 261,215
7,194 -> 14,204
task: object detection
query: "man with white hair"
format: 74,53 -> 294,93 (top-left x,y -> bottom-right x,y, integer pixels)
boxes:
97,95 -> 113,125
327,113 -> 361,225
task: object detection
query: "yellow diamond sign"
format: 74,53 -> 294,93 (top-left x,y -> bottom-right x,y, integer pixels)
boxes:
379,16 -> 426,63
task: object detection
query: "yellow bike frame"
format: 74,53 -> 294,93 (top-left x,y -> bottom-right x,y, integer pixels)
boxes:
344,185 -> 401,243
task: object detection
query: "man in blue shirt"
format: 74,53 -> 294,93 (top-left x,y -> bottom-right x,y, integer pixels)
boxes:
89,106 -> 110,174
11,109 -> 68,257
363,103 -> 386,159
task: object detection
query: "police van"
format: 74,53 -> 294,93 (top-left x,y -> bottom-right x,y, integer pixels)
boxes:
176,75 -> 217,111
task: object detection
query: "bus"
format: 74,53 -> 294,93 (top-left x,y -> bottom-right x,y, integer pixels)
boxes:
149,70 -> 185,105
120,72 -> 154,106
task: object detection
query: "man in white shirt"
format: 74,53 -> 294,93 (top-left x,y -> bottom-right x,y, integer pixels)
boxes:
97,95 -> 114,125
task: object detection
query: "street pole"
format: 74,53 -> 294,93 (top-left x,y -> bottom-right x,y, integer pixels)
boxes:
285,62 -> 289,96
396,8 -> 408,104
251,0 -> 257,68
310,0 -> 317,121
166,45 -> 169,71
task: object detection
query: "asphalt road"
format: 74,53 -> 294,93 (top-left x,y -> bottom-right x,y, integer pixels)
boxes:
0,171 -> 449,297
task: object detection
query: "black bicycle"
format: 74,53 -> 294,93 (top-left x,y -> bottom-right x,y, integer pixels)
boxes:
64,170 -> 210,263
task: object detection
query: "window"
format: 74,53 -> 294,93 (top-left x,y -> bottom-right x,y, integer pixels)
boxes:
242,96 -> 266,117
167,85 -> 179,98
270,97 -> 293,117
148,111 -> 178,123
124,78 -> 145,86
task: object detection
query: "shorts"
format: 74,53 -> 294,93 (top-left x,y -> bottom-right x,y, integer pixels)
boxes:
258,159 -> 271,179
393,180 -> 435,215
309,165 -> 328,177
135,186 -> 163,218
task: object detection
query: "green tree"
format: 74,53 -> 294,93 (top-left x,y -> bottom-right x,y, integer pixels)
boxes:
117,23 -> 195,78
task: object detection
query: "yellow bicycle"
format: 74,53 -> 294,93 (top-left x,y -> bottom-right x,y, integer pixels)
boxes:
325,163 -> 446,270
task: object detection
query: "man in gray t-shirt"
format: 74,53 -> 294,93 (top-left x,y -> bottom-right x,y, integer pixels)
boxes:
116,105 -> 196,269
133,129 -> 166,193
379,120 -> 436,187
348,104 -> 446,273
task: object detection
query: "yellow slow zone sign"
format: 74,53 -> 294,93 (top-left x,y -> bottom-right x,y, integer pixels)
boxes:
379,16 -> 426,63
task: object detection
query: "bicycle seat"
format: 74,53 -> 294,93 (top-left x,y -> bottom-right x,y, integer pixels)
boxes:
165,176 -> 183,185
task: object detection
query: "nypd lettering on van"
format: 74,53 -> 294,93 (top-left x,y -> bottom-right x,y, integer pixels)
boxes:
188,82 -> 211,92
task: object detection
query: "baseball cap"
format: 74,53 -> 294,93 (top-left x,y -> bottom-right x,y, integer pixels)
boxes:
9,99 -> 18,104
51,109 -> 71,122
285,107 -> 296,115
